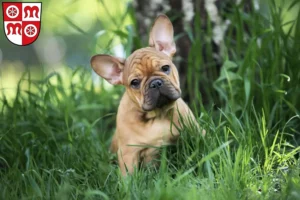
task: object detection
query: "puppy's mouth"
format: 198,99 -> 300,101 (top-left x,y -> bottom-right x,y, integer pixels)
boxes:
142,78 -> 181,111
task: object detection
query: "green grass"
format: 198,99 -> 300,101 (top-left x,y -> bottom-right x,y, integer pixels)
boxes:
1,0 -> 300,199
0,69 -> 299,199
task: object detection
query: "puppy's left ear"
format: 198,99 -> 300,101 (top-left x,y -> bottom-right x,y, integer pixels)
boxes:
149,15 -> 176,57
90,55 -> 124,85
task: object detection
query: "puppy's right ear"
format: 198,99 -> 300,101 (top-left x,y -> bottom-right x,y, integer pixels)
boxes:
90,55 -> 124,85
149,15 -> 176,57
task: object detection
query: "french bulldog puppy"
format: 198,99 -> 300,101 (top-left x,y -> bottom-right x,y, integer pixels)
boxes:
91,15 -> 200,175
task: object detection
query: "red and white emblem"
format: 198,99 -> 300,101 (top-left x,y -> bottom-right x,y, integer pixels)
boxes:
2,2 -> 42,46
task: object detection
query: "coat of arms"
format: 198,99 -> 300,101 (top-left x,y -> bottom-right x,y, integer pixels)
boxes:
2,2 -> 42,46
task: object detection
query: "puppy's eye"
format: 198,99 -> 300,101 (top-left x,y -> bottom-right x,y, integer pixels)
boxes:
161,65 -> 170,74
130,79 -> 140,89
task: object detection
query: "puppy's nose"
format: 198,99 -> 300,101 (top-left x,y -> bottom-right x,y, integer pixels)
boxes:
149,79 -> 163,89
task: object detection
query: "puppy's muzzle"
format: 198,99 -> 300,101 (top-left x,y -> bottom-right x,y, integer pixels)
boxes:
149,79 -> 163,89
142,77 -> 181,111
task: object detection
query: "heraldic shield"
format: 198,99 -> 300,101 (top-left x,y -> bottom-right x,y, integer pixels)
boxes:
2,2 -> 42,46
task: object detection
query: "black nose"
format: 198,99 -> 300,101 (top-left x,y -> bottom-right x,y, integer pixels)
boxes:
149,79 -> 163,89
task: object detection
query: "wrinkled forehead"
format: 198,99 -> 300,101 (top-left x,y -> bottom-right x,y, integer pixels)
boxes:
124,47 -> 171,76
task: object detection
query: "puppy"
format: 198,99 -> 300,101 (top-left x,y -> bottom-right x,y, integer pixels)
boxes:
91,15 -> 200,175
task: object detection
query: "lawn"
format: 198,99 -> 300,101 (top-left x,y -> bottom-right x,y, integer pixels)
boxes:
1,1 -> 300,199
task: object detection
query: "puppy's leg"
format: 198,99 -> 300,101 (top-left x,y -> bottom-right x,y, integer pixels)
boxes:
140,148 -> 160,170
140,148 -> 158,163
110,133 -> 118,153
118,146 -> 139,176
175,99 -> 206,136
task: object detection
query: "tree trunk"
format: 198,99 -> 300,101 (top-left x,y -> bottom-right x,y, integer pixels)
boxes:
133,0 -> 235,105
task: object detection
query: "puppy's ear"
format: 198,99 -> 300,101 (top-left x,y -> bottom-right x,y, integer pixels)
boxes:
90,55 -> 124,85
149,15 -> 176,57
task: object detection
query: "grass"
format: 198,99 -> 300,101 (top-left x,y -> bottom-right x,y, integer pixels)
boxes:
1,0 -> 300,199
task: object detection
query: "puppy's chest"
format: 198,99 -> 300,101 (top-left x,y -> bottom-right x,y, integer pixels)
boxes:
136,118 -> 179,146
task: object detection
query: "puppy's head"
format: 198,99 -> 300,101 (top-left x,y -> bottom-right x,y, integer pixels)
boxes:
91,15 -> 181,112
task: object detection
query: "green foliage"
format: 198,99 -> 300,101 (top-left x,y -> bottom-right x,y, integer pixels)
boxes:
1,0 -> 300,199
